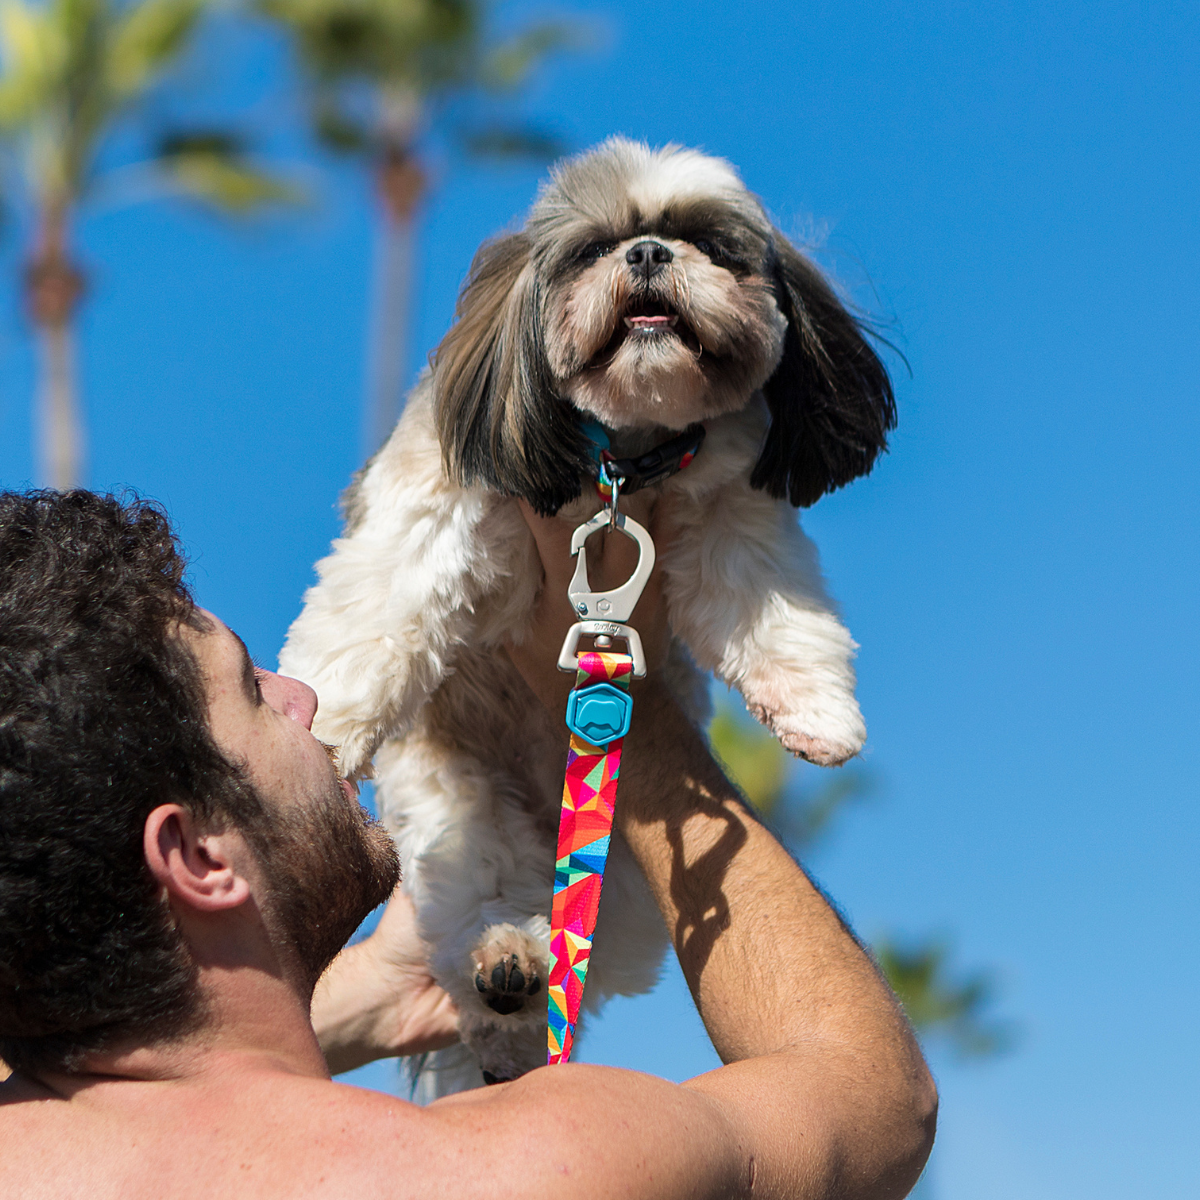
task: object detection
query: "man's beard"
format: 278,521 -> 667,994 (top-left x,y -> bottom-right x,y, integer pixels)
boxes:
247,773 -> 400,990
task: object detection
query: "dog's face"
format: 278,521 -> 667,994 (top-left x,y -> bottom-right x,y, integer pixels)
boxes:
529,149 -> 788,432
434,138 -> 896,516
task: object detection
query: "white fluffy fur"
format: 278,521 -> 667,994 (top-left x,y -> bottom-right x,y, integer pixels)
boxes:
280,387 -> 861,1092
280,140 -> 877,1094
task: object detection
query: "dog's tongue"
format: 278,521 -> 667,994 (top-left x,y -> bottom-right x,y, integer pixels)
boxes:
625,314 -> 677,329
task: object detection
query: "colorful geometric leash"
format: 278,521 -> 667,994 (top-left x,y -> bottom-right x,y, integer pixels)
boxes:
548,476 -> 655,1065
547,650 -> 634,1065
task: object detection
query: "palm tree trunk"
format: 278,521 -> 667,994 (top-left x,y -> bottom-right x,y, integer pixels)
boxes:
36,317 -> 83,489
365,204 -> 417,454
364,88 -> 424,455
26,201 -> 86,488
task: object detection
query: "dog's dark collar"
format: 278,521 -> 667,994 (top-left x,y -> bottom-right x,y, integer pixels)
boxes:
580,420 -> 706,496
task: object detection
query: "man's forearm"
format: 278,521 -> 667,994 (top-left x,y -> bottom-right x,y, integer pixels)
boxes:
617,681 -> 937,1197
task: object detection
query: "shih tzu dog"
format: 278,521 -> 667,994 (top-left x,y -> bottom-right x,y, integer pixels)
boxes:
279,138 -> 895,1094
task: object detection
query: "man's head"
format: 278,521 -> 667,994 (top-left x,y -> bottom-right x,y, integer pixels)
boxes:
0,490 -> 398,1076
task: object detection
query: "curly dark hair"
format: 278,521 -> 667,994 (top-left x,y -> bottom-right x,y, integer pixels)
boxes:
0,490 -> 265,1075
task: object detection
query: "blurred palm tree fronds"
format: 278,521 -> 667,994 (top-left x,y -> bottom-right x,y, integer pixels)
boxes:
258,0 -> 476,89
457,121 -> 563,161
261,0 -> 584,167
707,699 -> 788,813
260,0 -> 587,452
477,19 -> 584,90
259,0 -> 586,99
0,0 -> 210,195
875,938 -> 1018,1059
708,695 -> 873,845
0,0 -> 295,487
106,0 -> 206,98
156,131 -> 304,211
708,692 -> 1013,1061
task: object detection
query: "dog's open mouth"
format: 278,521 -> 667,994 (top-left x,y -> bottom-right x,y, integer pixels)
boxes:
597,298 -> 704,359
624,299 -> 679,333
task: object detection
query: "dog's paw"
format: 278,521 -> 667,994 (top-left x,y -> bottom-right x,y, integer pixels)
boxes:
474,950 -> 542,1015
747,698 -> 866,767
776,728 -> 859,767
471,926 -> 545,1017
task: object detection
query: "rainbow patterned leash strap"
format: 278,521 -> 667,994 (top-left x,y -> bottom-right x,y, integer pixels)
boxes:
547,650 -> 634,1065
548,497 -> 655,1066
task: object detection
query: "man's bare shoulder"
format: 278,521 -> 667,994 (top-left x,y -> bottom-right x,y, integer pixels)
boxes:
0,1064 -> 746,1200
359,1063 -> 747,1200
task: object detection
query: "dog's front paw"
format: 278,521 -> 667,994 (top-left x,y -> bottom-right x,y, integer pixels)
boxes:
471,925 -> 545,1017
774,727 -> 860,767
746,692 -> 866,767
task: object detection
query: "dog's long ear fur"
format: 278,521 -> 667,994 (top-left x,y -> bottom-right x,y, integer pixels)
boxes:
752,235 -> 897,508
433,231 -> 591,516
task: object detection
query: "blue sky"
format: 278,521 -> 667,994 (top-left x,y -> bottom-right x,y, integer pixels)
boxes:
2,2 -> 1198,1196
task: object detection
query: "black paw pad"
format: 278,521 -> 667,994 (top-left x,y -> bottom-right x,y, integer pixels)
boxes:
474,952 -> 543,1015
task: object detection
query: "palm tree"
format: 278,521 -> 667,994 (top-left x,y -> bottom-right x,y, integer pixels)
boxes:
260,0 -> 574,451
0,0 -> 295,488
710,697 -> 1015,1056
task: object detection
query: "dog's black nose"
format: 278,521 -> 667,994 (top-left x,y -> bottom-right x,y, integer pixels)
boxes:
626,239 -> 673,278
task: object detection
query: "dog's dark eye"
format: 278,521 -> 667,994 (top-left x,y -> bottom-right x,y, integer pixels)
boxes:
693,239 -> 716,258
578,241 -> 616,263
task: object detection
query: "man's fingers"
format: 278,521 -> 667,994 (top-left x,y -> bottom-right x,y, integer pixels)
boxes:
516,499 -> 570,588
510,492 -> 671,709
516,498 -> 655,594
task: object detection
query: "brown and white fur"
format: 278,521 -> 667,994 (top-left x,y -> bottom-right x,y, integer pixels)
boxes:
279,139 -> 895,1095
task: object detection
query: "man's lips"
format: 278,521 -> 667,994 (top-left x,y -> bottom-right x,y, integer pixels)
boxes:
341,778 -> 359,803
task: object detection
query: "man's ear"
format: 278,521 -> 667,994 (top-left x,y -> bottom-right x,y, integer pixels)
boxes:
751,235 -> 897,508
432,230 -> 592,516
144,805 -> 253,913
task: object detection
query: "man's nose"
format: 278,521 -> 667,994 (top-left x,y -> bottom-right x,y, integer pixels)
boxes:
625,239 -> 673,279
261,672 -> 319,729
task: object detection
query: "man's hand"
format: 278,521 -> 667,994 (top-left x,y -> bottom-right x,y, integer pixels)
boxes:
312,886 -> 459,1075
505,494 -> 674,716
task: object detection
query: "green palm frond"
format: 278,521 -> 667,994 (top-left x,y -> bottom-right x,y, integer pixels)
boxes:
477,20 -> 581,91
708,701 -> 789,814
311,89 -> 369,151
0,0 -> 109,192
264,0 -> 587,154
458,121 -> 562,161
259,0 -> 476,88
875,938 -> 1018,1059
0,0 -> 221,200
156,131 -> 303,211
106,0 -> 205,98
706,696 -> 1021,1060
707,696 -> 872,843
0,0 -> 64,127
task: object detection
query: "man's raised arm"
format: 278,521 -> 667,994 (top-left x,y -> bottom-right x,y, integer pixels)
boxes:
615,680 -> 936,1197
436,500 -> 938,1200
